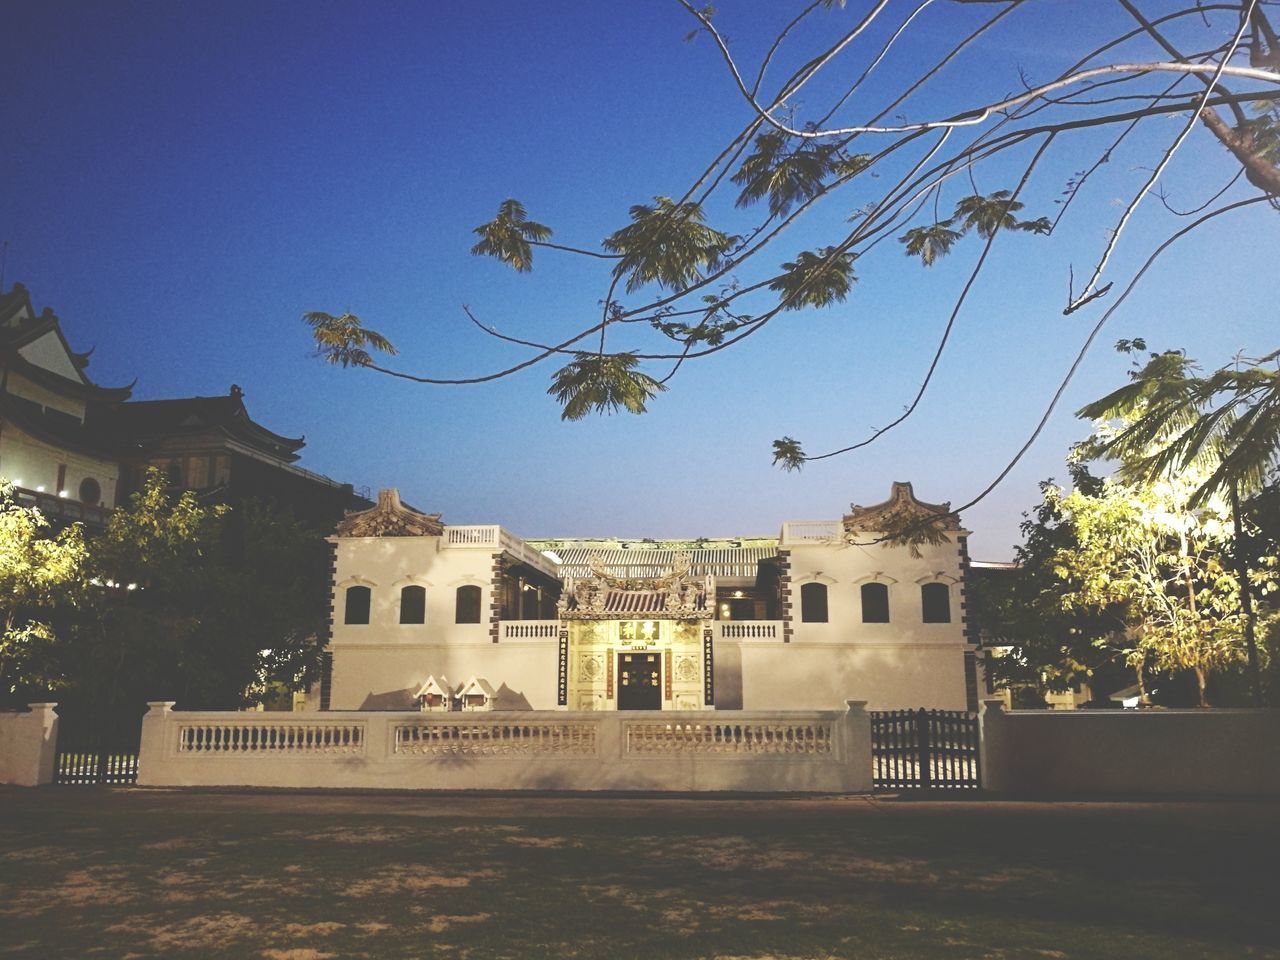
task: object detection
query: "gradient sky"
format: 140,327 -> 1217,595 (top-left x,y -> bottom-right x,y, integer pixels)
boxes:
3,1 -> 1276,559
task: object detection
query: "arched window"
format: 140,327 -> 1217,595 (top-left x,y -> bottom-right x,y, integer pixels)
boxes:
399,585 -> 426,625
800,582 -> 828,623
455,584 -> 482,624
861,582 -> 890,623
78,477 -> 101,506
344,585 -> 371,625
921,582 -> 951,623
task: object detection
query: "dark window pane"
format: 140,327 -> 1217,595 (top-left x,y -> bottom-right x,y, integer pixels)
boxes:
861,582 -> 890,623
78,477 -> 102,505
344,585 -> 371,625
400,585 -> 426,624
456,584 -> 482,624
922,582 -> 951,623
800,582 -> 828,623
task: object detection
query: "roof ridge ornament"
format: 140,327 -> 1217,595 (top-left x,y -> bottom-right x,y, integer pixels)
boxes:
843,480 -> 959,536
335,488 -> 444,537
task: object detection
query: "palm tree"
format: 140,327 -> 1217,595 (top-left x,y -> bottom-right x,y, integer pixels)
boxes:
1078,349 -> 1280,705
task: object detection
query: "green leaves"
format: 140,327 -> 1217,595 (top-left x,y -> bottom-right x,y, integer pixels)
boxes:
900,223 -> 962,267
732,131 -> 839,218
470,199 -> 553,273
768,247 -> 857,310
899,190 -> 1051,265
303,312 -> 398,368
603,197 -> 737,293
548,353 -> 667,420
772,436 -> 806,471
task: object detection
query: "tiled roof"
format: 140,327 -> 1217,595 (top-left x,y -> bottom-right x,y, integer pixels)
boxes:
554,547 -> 778,579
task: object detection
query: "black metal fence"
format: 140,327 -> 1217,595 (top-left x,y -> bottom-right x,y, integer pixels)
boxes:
53,706 -> 142,786
871,708 -> 980,791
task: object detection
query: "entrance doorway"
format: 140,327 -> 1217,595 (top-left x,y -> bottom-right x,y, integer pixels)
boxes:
617,652 -> 661,710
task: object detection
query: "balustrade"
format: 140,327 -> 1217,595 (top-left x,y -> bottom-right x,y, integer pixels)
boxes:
625,720 -> 833,755
394,721 -> 597,757
177,721 -> 364,754
716,621 -> 782,640
500,621 -> 560,639
779,520 -> 842,545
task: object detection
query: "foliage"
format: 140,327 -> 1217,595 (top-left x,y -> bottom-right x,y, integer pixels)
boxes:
4,471 -> 330,712
1080,348 -> 1280,507
548,352 -> 667,420
1048,460 -> 1276,707
0,483 -> 87,700
304,311 -> 397,368
470,198 -> 552,273
306,1 -> 1279,515
968,466 -> 1131,705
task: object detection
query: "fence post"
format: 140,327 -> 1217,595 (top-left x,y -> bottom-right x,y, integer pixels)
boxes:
842,700 -> 872,793
978,698 -> 1005,793
0,703 -> 59,786
916,707 -> 931,791
136,701 -> 175,787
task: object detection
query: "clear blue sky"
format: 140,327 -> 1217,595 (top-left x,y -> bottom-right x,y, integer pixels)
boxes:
3,1 -> 1275,559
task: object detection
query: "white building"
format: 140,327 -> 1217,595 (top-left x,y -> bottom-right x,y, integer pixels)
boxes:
323,483 -> 979,713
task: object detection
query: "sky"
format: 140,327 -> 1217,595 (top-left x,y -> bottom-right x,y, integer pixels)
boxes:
3,0 -> 1276,559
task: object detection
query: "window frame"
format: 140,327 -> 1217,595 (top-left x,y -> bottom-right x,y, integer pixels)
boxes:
860,582 -> 891,623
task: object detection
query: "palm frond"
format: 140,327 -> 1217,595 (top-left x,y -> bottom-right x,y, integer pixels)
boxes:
547,353 -> 666,420
603,197 -> 736,293
470,198 -> 553,273
303,312 -> 397,368
767,247 -> 856,310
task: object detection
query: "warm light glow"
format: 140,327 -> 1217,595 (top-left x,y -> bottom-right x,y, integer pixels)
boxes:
58,490 -> 68,498
732,590 -> 743,598
35,485 -> 45,492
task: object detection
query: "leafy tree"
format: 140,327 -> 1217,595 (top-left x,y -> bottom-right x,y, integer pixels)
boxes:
1049,458 -> 1276,707
1079,347 -> 1280,702
969,466 -> 1133,707
305,1 -> 1279,530
0,483 -> 87,703
7,471 -> 331,714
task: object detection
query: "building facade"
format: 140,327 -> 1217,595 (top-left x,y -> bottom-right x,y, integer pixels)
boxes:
0,283 -> 364,531
325,483 -> 979,713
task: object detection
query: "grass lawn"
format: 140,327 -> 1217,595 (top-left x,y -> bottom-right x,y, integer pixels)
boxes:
1,788 -> 1277,960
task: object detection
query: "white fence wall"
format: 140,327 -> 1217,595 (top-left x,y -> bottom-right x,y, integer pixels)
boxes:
0,704 -> 58,786
980,701 -> 1280,797
137,701 -> 873,793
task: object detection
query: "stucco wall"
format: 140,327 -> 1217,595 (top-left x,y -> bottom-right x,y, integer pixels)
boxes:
330,641 -> 559,711
785,536 -> 967,646
980,702 -> 1280,797
0,422 -> 119,504
714,641 -> 968,711
137,702 -> 873,793
0,704 -> 58,786
329,535 -> 495,648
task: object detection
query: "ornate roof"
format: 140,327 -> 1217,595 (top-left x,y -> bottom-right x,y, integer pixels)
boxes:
843,481 -> 960,535
335,489 -> 443,537
110,386 -> 305,461
551,546 -> 777,580
559,553 -> 712,620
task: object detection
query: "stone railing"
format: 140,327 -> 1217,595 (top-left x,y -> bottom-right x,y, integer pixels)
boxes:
395,719 -> 597,756
499,620 -> 560,640
626,719 -> 831,755
779,520 -> 842,545
137,701 -> 872,793
716,621 -> 783,640
443,525 -> 559,577
176,719 -> 366,755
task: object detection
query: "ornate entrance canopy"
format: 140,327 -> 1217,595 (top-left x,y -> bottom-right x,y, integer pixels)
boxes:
558,553 -> 712,620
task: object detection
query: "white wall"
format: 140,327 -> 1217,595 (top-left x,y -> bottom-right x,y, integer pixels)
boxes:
330,535 -> 495,649
0,704 -> 59,786
715,640 -> 968,711
137,701 -> 873,794
331,641 -> 559,711
786,536 -> 967,646
0,422 -> 119,504
981,702 -> 1280,797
